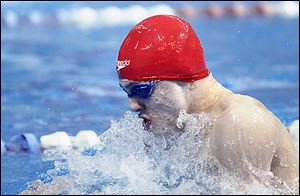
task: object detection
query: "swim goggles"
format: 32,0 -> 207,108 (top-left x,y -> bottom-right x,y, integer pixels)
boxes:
120,81 -> 160,98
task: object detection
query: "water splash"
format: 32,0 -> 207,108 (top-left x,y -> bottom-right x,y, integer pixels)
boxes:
20,111 -> 292,195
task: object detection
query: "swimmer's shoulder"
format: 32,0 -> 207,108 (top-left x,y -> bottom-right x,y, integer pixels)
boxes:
217,93 -> 276,124
219,93 -> 286,131
226,93 -> 269,111
214,93 -> 279,140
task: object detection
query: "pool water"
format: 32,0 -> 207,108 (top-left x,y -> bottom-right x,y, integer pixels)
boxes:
1,1 -> 299,195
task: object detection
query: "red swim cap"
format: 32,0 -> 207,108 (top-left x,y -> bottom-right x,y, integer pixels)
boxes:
116,15 -> 209,82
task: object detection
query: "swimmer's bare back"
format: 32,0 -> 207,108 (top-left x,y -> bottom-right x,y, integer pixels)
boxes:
209,94 -> 299,194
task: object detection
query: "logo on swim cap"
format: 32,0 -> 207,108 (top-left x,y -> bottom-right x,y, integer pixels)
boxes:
116,60 -> 131,71
116,15 -> 210,82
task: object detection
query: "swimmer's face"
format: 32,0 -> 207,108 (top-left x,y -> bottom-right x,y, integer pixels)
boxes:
119,80 -> 188,133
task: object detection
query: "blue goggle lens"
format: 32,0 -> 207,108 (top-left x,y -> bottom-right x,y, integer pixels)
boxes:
132,84 -> 153,98
120,81 -> 159,98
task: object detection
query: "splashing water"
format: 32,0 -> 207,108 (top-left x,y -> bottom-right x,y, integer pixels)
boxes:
20,111 -> 294,195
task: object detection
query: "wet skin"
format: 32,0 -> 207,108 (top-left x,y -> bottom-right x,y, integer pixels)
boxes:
120,74 -> 299,194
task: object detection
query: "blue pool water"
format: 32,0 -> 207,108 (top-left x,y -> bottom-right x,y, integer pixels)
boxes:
1,1 -> 299,195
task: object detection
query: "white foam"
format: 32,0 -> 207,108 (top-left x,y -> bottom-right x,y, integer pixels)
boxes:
20,111 -> 294,195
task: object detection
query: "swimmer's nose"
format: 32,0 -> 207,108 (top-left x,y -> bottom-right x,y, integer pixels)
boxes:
128,98 -> 144,112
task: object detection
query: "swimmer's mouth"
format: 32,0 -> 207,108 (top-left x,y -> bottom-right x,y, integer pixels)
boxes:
138,113 -> 151,130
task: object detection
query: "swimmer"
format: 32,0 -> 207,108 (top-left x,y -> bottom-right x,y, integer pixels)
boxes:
116,15 -> 299,193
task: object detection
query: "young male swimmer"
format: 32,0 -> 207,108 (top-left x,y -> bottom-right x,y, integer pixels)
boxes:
116,15 -> 299,193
